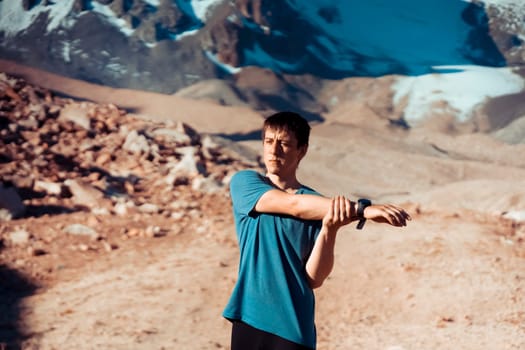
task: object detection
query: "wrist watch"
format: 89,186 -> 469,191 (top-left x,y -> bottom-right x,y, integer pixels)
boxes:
356,198 -> 372,230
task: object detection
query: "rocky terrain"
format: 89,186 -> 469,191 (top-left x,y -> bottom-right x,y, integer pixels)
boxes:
1,69 -> 525,349
0,70 -> 262,219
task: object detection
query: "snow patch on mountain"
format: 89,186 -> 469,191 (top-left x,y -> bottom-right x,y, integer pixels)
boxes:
143,0 -> 161,6
205,51 -> 242,74
184,0 -> 224,22
0,0 -> 75,35
393,65 -> 525,123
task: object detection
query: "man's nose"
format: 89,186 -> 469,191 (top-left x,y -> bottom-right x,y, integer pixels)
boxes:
269,141 -> 281,154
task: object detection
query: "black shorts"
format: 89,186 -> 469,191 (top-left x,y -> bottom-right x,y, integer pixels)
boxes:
231,320 -> 314,350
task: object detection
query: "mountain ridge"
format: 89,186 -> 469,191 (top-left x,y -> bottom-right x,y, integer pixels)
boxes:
1,0 -> 525,129
1,1 -> 523,90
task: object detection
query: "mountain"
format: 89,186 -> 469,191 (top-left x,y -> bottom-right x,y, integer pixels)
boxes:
1,0 -> 525,128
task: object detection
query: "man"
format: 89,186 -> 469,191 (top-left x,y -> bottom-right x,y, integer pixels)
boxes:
223,111 -> 410,350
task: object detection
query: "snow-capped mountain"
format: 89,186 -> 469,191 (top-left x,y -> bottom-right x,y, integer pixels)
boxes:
0,0 -> 524,127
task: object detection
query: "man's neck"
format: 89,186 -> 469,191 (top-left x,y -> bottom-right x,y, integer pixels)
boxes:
266,173 -> 301,193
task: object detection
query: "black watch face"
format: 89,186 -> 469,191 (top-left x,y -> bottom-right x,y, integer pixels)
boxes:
358,199 -> 371,207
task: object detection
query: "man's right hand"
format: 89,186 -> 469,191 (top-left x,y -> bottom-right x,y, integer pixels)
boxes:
364,204 -> 411,227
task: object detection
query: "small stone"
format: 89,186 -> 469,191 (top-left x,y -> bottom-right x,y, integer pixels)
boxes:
127,228 -> 141,237
123,130 -> 150,155
192,176 -> 222,193
114,202 -> 129,216
78,244 -> 89,251
64,179 -> 106,209
64,224 -> 99,240
124,181 -> 135,194
171,212 -> 184,220
145,226 -> 165,238
9,229 -> 31,245
34,180 -> 63,195
87,172 -> 101,182
138,203 -> 159,214
28,246 -> 47,256
95,153 -> 112,166
59,104 -> 91,130
101,241 -> 117,252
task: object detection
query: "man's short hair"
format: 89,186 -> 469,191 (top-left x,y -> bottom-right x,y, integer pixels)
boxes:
262,111 -> 311,148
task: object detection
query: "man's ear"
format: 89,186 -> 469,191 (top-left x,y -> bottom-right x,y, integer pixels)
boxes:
298,144 -> 308,161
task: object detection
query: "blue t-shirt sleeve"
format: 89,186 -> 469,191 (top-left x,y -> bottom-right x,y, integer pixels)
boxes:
230,170 -> 275,216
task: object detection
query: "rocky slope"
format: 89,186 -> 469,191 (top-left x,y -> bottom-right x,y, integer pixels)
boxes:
0,71 -> 263,285
0,71 -> 262,218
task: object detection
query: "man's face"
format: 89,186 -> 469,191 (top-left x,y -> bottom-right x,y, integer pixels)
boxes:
263,127 -> 307,177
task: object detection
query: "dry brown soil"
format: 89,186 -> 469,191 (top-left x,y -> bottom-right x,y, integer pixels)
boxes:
1,62 -> 525,349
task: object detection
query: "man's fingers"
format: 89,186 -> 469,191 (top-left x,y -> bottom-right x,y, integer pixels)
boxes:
390,205 -> 412,221
324,196 -> 354,228
388,207 -> 411,226
338,196 -> 345,222
365,204 -> 411,227
390,210 -> 406,226
390,209 -> 405,226
381,205 -> 410,226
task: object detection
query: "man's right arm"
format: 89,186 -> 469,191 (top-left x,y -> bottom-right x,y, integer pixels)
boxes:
254,189 -> 356,221
254,188 -> 411,227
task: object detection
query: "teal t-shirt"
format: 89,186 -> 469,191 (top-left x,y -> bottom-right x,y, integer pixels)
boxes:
223,170 -> 322,348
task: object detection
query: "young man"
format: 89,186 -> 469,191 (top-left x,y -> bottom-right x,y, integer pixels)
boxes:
223,111 -> 410,350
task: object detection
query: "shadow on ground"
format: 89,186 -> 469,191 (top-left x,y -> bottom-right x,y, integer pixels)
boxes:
0,250 -> 38,349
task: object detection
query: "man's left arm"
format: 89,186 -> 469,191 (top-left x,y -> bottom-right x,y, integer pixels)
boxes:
305,196 -> 351,289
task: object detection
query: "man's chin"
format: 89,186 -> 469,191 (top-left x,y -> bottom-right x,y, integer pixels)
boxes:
265,166 -> 281,175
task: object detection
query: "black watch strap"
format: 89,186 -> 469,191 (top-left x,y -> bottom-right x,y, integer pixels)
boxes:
356,198 -> 372,230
